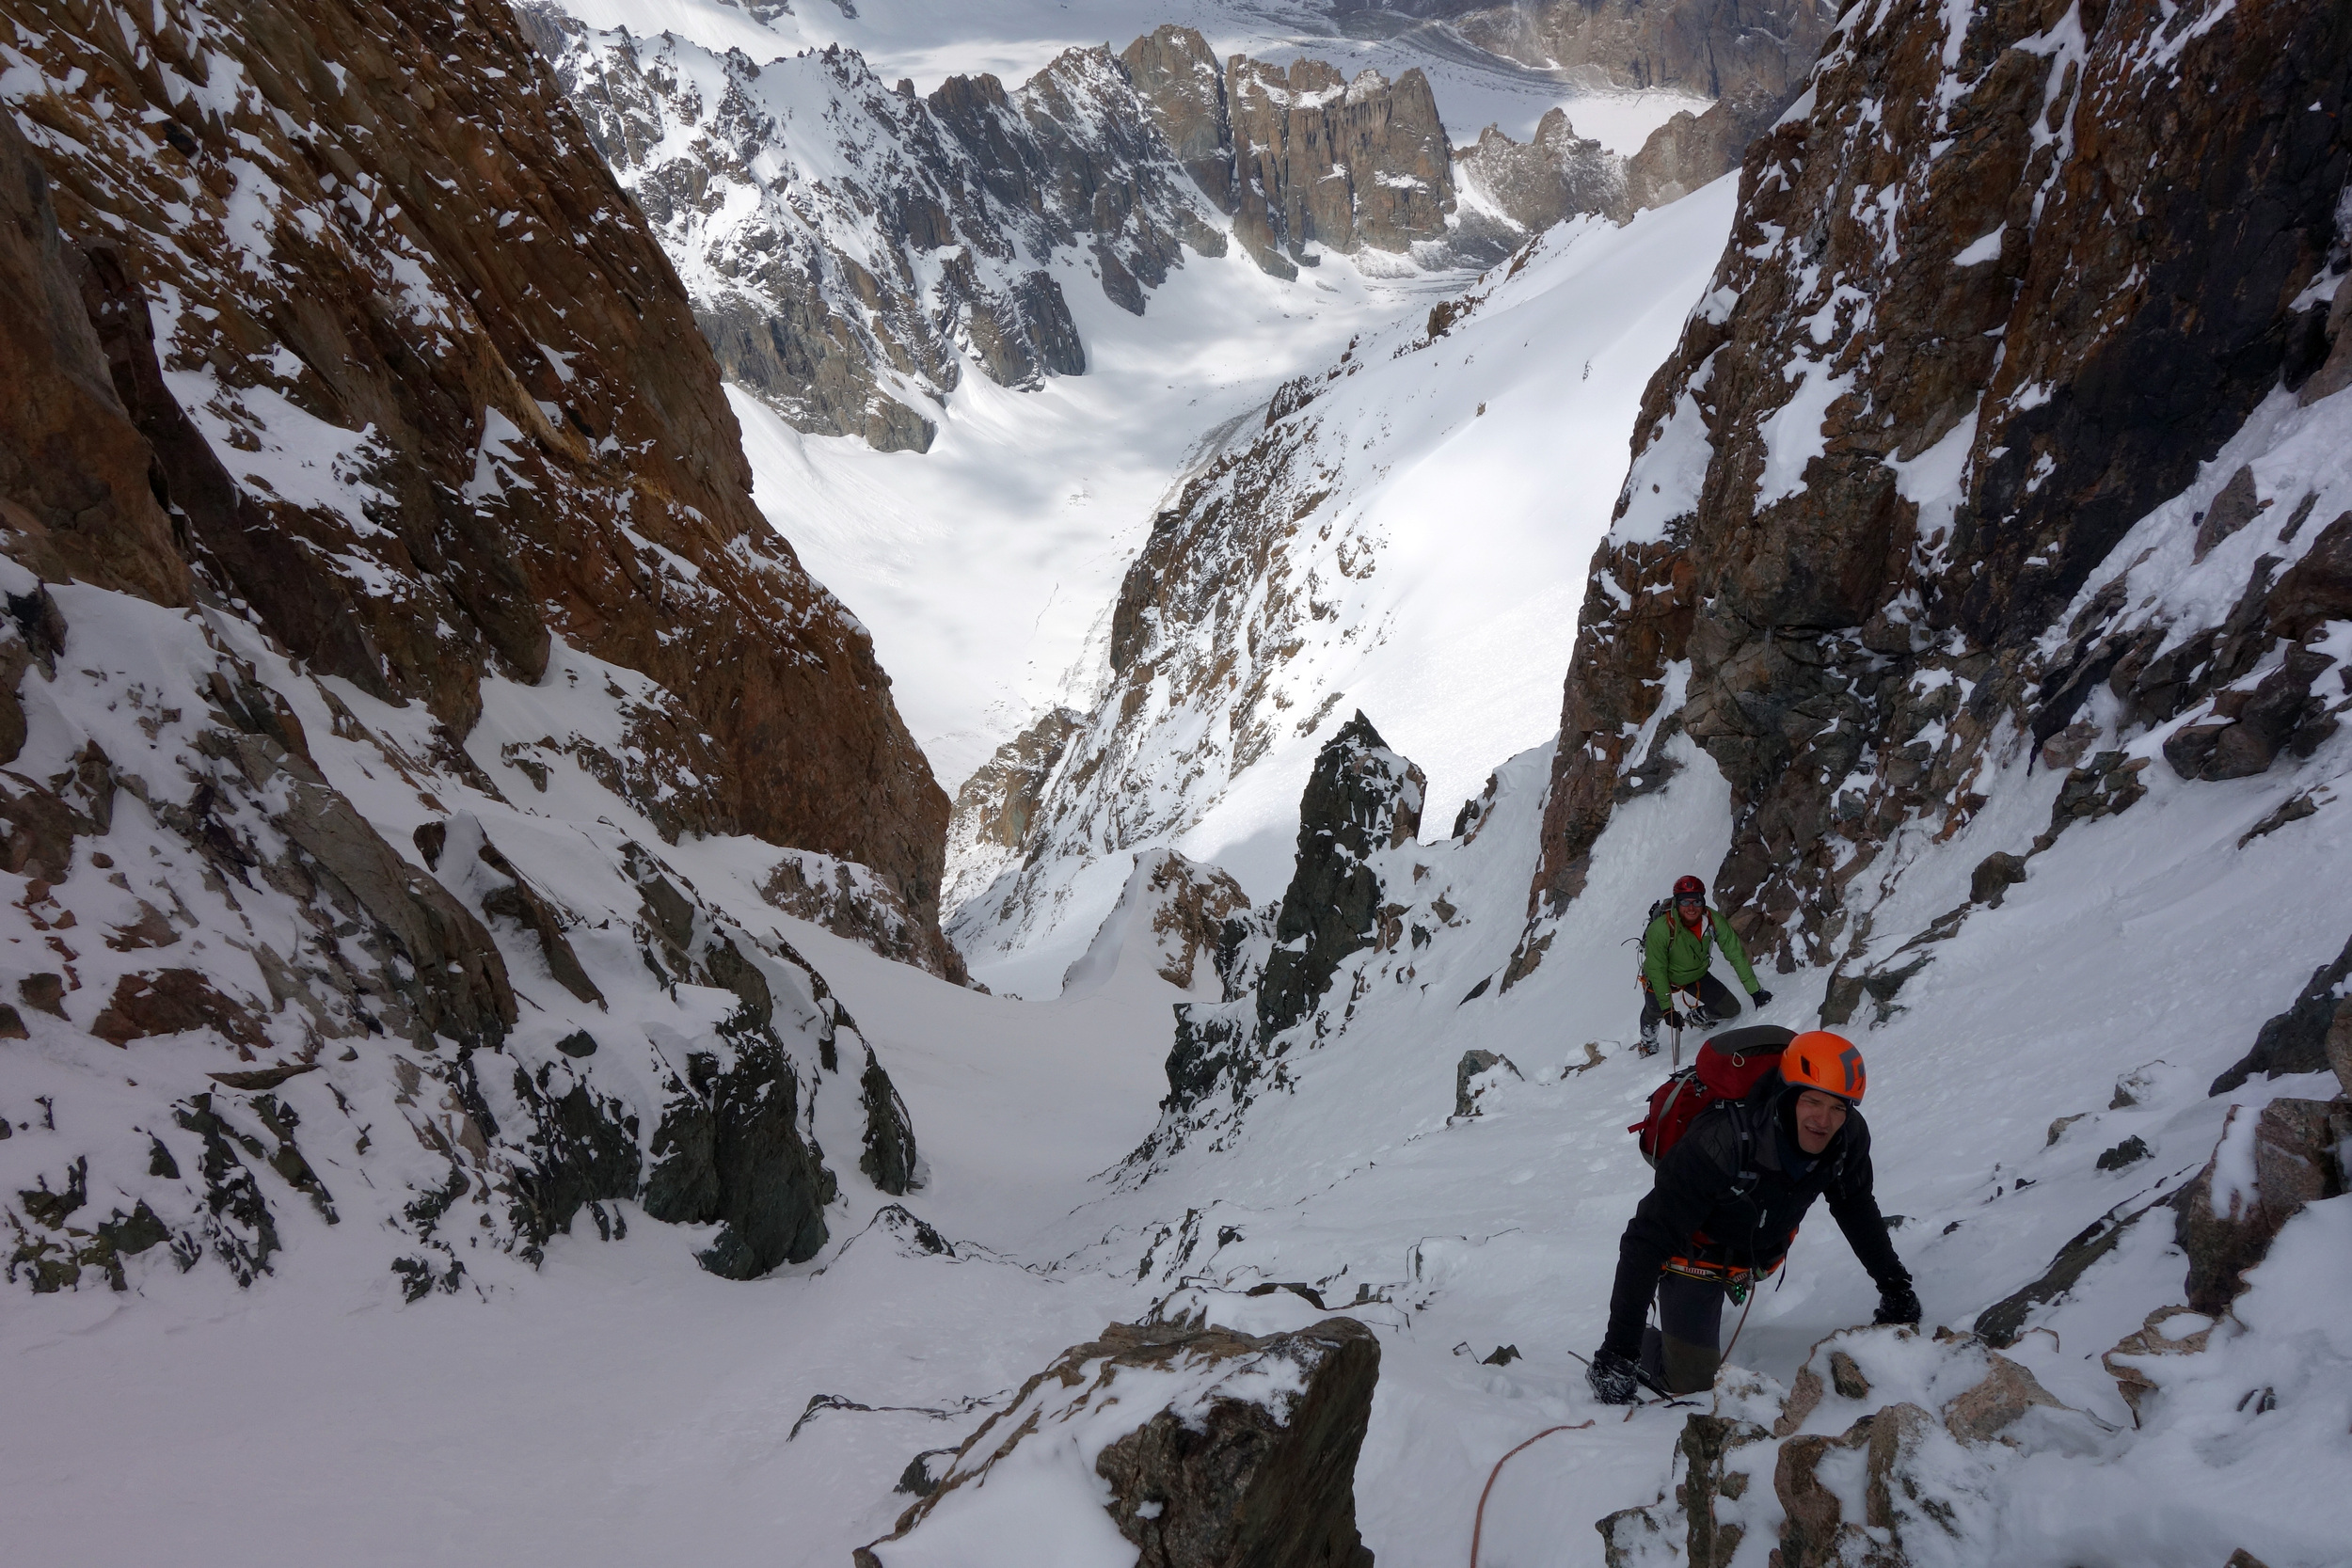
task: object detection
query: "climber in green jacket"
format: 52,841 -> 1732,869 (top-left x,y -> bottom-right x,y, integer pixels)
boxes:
1638,874 -> 1772,1054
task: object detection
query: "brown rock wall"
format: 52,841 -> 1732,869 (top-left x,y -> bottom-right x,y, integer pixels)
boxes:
0,114 -> 189,607
1450,0 -> 1835,99
1226,56 -> 1454,271
2,0 -> 950,928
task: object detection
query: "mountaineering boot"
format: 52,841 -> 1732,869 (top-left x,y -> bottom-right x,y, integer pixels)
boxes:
1637,1017 -> 1661,1057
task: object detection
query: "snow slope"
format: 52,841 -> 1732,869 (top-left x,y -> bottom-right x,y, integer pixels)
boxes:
734,239 -> 1435,788
11,602 -> 2345,1564
950,176 -> 1739,997
11,2 -> 2348,1563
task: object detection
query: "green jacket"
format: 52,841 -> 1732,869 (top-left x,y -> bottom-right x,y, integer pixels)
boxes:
1643,906 -> 1761,1003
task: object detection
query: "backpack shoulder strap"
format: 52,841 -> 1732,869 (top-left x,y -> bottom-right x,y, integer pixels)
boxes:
1722,1100 -> 1762,1197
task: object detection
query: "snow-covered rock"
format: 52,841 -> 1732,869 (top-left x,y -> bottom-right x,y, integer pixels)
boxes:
856,1314 -> 1379,1568
0,0 -> 948,1295
1060,847 -> 1261,1002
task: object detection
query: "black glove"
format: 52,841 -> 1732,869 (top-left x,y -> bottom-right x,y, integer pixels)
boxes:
1662,1010 -> 1686,1030
1586,1348 -> 1643,1405
1874,1285 -> 1922,1326
1751,989 -> 1773,1006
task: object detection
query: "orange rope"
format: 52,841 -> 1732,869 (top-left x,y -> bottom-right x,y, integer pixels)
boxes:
1469,1419 -> 1595,1568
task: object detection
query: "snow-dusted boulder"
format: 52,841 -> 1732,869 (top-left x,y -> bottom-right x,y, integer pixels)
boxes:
2173,1096 -> 2348,1317
1060,848 -> 1263,1001
857,1316 -> 1378,1568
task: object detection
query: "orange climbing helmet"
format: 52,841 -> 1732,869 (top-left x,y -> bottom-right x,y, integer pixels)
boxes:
1781,1030 -> 1867,1103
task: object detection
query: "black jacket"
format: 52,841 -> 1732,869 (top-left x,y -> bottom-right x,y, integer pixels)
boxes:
1600,1082 -> 1909,1360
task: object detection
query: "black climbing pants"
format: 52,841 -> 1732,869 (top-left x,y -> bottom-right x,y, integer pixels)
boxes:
1639,973 -> 1740,1035
1637,1272 -> 1728,1395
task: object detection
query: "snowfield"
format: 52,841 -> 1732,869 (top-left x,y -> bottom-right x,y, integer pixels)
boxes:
734,241 -> 1435,791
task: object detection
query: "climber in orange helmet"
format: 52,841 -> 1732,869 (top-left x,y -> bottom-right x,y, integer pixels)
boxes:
1587,1031 -> 1918,1402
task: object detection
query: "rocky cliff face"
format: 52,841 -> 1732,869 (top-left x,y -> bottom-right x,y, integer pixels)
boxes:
2,0 -> 947,925
1222,51 -> 1454,277
940,705 -> 1082,915
1336,0 -> 1836,99
0,0 -> 945,1293
1257,713 -> 1425,1035
1515,0 -> 2352,987
1123,717 -> 1440,1169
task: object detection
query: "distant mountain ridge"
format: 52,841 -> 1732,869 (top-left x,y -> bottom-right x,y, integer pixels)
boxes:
522,8 -> 1800,454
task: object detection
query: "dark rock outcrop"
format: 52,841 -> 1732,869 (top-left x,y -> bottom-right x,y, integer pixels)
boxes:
859,1316 -> 1379,1568
643,1024 -> 834,1279
1117,718 -> 1427,1177
858,1045 -> 920,1196
1259,713 -> 1426,1036
1520,0 -> 2352,975
2209,928 -> 2352,1093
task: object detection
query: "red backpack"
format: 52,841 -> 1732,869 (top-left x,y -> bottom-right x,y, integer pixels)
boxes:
1630,1025 -> 1794,1167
